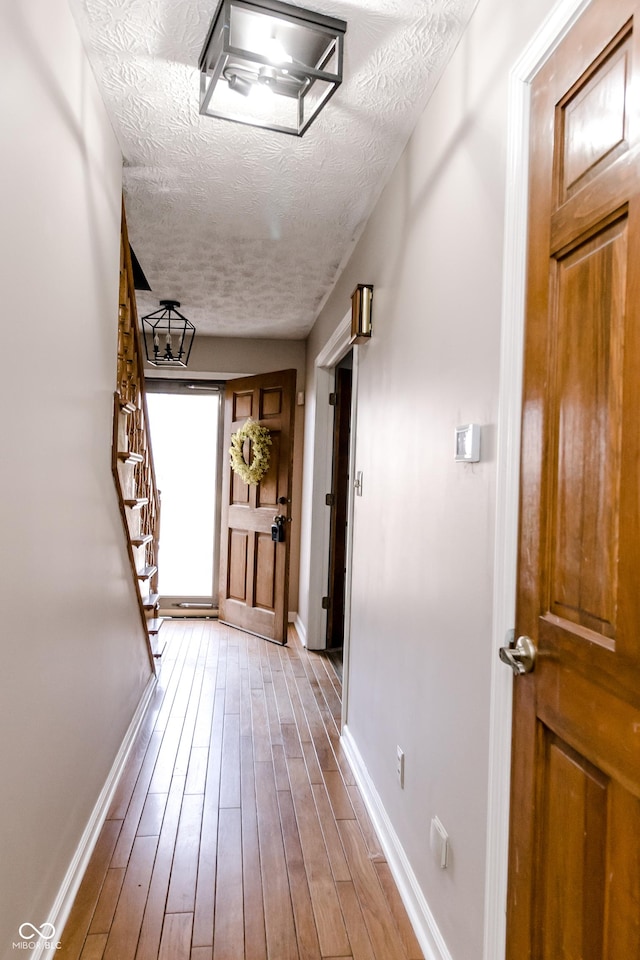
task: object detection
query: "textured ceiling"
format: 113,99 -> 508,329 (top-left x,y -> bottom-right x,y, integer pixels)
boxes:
69,0 -> 476,339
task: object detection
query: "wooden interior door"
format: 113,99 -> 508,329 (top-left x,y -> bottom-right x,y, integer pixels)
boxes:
218,369 -> 296,644
506,3 -> 640,957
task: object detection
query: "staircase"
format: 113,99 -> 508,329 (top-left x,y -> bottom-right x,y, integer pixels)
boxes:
112,203 -> 164,668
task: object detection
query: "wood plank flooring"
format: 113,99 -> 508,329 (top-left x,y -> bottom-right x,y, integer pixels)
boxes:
59,621 -> 423,960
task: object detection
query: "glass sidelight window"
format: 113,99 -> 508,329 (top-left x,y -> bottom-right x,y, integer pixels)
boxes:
146,381 -> 223,602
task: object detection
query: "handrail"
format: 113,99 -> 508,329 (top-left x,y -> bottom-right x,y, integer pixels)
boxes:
111,201 -> 162,669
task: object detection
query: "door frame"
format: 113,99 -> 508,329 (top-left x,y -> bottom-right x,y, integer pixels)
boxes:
325,354 -> 353,649
484,0 -> 595,957
145,377 -> 224,613
306,311 -> 359,724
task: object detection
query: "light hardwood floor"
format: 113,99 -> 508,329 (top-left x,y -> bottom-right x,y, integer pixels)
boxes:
59,620 -> 424,960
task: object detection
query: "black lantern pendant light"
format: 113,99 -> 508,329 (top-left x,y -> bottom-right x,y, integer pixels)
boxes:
141,300 -> 196,367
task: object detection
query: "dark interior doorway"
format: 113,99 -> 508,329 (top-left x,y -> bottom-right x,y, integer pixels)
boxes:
325,351 -> 353,651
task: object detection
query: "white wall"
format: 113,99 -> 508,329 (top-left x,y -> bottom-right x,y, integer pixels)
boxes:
0,0 -> 152,943
300,0 -> 557,955
143,333 -> 306,384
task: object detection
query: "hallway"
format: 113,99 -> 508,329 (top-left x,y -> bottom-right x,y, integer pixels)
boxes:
59,621 -> 423,960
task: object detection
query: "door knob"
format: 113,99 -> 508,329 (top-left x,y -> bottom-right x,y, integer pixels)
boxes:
499,634 -> 537,676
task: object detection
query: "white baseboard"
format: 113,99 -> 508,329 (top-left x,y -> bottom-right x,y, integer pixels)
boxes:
293,613 -> 307,646
36,675 -> 157,958
341,725 -> 453,960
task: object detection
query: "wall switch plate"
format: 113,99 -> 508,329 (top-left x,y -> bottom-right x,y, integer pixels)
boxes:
396,746 -> 405,788
455,423 -> 481,462
430,816 -> 449,868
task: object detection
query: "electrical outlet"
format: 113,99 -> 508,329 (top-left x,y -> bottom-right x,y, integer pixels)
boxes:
396,746 -> 405,788
430,816 -> 449,869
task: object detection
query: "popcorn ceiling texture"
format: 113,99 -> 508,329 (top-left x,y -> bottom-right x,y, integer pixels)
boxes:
69,0 -> 476,338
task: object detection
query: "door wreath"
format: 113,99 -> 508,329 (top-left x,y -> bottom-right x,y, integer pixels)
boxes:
229,418 -> 272,485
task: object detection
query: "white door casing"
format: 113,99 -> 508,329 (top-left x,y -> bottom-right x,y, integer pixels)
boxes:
305,313 -> 359,727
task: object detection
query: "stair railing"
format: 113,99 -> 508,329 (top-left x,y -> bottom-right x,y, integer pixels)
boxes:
112,202 -> 163,667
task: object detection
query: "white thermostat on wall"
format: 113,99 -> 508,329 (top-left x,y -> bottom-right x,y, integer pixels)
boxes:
455,423 -> 481,462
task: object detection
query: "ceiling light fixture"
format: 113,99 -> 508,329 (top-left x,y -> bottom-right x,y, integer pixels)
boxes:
199,0 -> 347,136
141,300 -> 196,367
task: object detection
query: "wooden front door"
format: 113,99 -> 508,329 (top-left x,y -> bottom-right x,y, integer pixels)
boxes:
506,2 -> 640,957
218,369 -> 296,644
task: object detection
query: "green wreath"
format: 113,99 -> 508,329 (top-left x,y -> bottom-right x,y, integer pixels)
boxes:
229,418 -> 272,485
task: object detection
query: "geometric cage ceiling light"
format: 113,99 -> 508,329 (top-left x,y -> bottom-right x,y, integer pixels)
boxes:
141,300 -> 196,367
198,0 -> 347,136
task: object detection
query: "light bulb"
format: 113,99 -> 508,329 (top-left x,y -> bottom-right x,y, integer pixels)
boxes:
264,36 -> 292,66
250,82 -> 274,103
